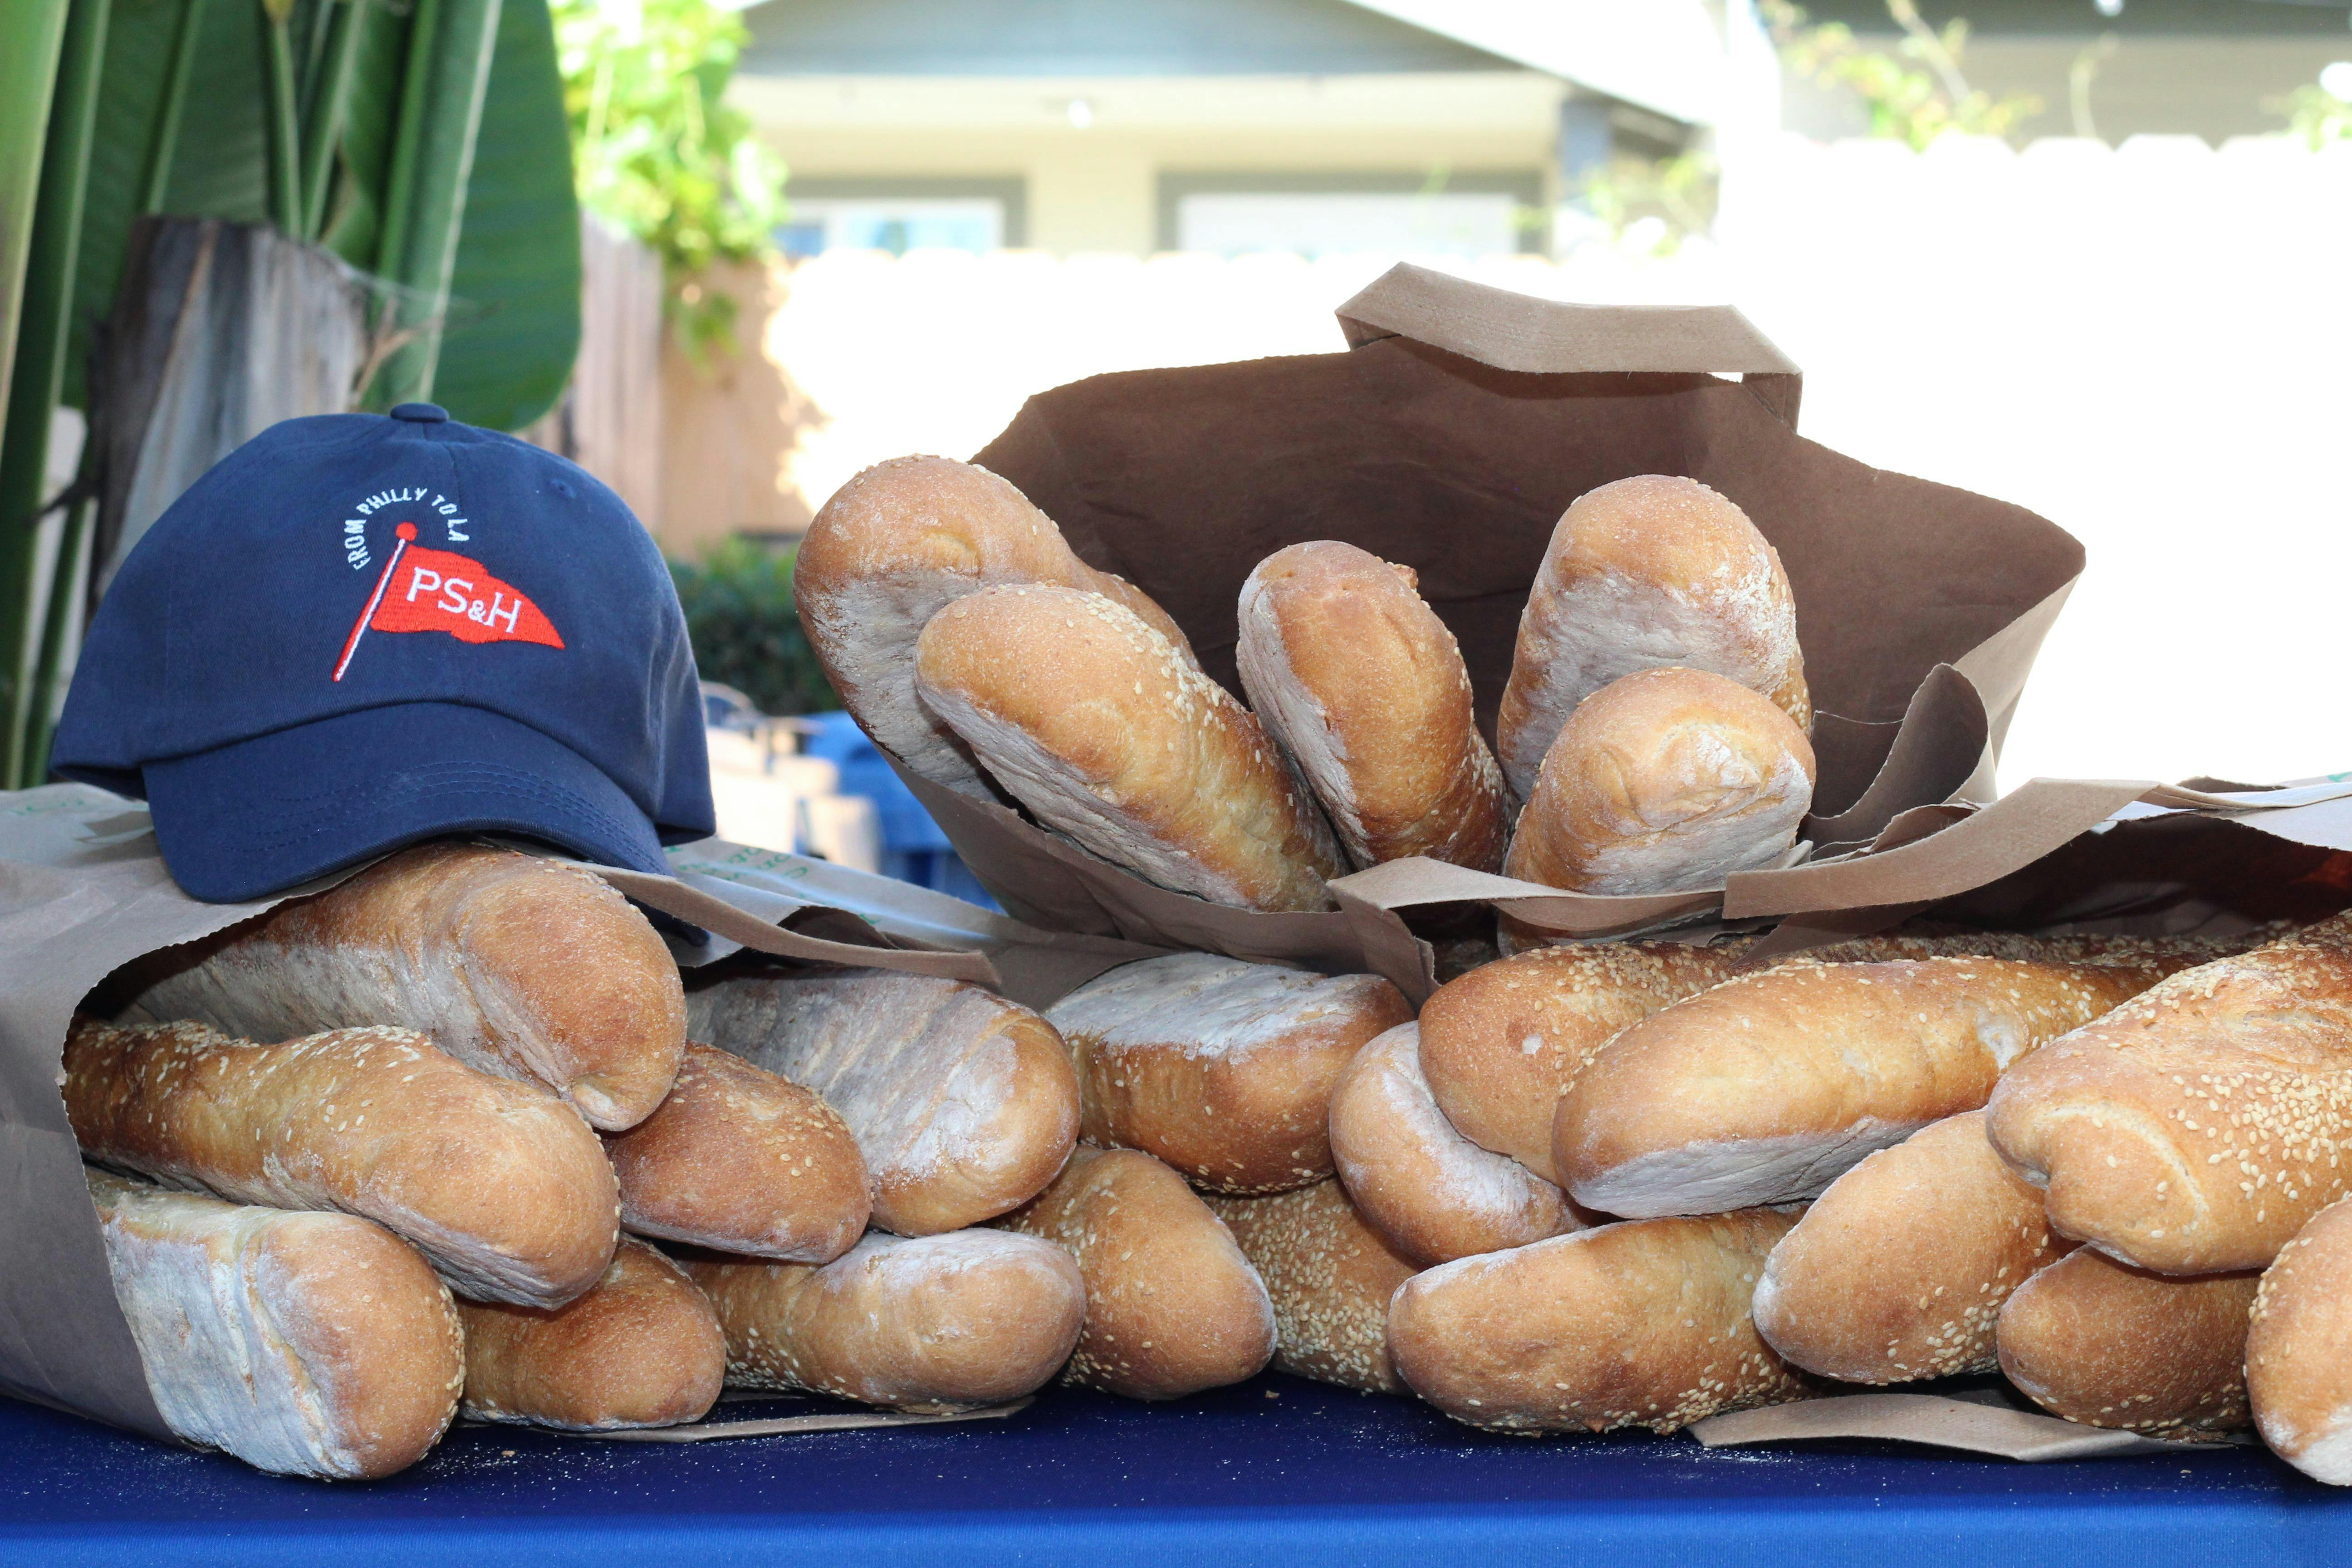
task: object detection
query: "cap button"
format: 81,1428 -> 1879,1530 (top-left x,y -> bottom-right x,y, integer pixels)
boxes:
389,402 -> 449,423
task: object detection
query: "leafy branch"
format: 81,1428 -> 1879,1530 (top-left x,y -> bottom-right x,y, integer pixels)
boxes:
1764,0 -> 2042,150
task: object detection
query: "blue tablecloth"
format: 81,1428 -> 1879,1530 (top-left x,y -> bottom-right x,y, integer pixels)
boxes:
3,1372 -> 2347,1567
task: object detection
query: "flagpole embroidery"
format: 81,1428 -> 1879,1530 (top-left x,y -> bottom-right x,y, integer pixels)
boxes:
332,522 -> 416,681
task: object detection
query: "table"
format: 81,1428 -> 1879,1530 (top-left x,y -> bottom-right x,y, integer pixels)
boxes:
2,1372 -> 2346,1567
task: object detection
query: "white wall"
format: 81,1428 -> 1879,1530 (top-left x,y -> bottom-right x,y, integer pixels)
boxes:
760,132 -> 2352,793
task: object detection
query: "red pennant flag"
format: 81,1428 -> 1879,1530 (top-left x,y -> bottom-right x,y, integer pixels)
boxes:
333,523 -> 564,681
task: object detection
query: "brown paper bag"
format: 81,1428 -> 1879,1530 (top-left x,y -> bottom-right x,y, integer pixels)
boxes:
0,784 -> 1143,1441
890,264 -> 2081,1000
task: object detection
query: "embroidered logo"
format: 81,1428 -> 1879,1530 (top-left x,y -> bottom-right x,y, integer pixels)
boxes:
332,522 -> 564,681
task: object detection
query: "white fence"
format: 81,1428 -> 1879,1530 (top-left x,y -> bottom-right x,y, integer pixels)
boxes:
750,132 -> 2352,794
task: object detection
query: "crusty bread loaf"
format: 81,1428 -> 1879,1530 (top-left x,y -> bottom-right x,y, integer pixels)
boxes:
1996,1248 -> 2258,1440
1235,541 -> 1509,870
1417,939 -> 1753,1183
997,1146 -> 1274,1400
88,1168 -> 462,1480
1504,667 -> 1815,896
2248,1198 -> 2352,1483
65,1016 -> 618,1307
1986,915 -> 2352,1274
458,1239 -> 725,1431
1328,1022 -> 1581,1266
795,456 -> 1197,796
118,842 -> 685,1131
1387,1209 -> 1814,1434
1209,1180 -> 1418,1395
1753,1111 -> 2075,1383
682,1229 -> 1086,1411
685,967 -> 1077,1235
915,584 -> 1345,911
602,1040 -> 868,1261
1556,958 -> 2149,1218
1044,954 -> 1411,1195
1495,474 -> 1808,800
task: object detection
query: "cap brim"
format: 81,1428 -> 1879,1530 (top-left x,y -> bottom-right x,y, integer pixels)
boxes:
143,703 -> 671,902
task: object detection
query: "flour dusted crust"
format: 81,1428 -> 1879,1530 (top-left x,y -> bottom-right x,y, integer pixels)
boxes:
88,1169 -> 463,1480
916,584 -> 1344,912
1328,1023 -> 1580,1266
681,1230 -> 1086,1411
1045,953 -> 1412,1194
120,842 -> 686,1132
795,455 -> 1198,796
1416,939 -> 1753,1184
1753,1111 -> 2075,1383
1504,667 -> 1815,897
1996,1247 -> 2258,1440
997,1147 -> 1274,1400
602,1040 -> 869,1261
65,1016 -> 620,1307
1387,1209 -> 1816,1435
1495,474 -> 1808,800
1209,1181 -> 1418,1395
2249,1198 -> 2352,1483
1235,541 -> 1509,871
1986,914 -> 2352,1275
1555,959 -> 2150,1218
684,968 -> 1078,1235
458,1239 -> 724,1431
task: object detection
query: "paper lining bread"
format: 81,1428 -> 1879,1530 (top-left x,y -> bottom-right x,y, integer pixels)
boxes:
795,455 -> 1200,797
996,1146 -> 1274,1400
116,842 -> 687,1132
1044,953 -> 1411,1194
1210,1180 -> 1418,1396
64,1015 -> 620,1308
1235,540 -> 1509,871
681,1229 -> 1086,1412
601,1040 -> 870,1261
457,1239 -> 726,1431
1327,1022 -> 1581,1266
916,584 -> 1344,911
685,967 -> 1079,1235
1503,667 -> 1816,896
1995,1247 -> 2258,1440
1753,1111 -> 2075,1384
1495,475 -> 1809,801
88,1168 -> 464,1480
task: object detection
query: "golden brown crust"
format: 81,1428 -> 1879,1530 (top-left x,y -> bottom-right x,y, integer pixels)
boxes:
1555,958 -> 2148,1217
1753,1111 -> 2075,1383
685,969 -> 1079,1236
1235,541 -> 1509,872
1386,1209 -> 1815,1434
1328,1023 -> 1582,1266
1209,1181 -> 1418,1394
682,1230 -> 1087,1411
915,584 -> 1344,911
1986,916 -> 2352,1274
88,1169 -> 464,1481
1996,1248 -> 2257,1439
65,1015 -> 619,1307
997,1147 -> 1274,1400
122,842 -> 686,1131
1046,955 -> 1412,1194
2248,1198 -> 2352,1481
1496,475 -> 1808,799
458,1239 -> 725,1430
795,455 -> 1198,796
1504,667 -> 1815,897
602,1041 -> 869,1261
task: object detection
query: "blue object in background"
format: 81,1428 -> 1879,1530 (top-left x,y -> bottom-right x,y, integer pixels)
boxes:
803,711 -> 1000,911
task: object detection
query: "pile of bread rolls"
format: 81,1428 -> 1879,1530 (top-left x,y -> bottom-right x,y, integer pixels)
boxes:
795,456 -> 1819,917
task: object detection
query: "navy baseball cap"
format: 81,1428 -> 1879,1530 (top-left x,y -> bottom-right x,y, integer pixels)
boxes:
52,402 -> 715,902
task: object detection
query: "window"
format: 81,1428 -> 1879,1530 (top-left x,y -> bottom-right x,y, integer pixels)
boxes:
1159,170 -> 1543,258
777,177 -> 1028,257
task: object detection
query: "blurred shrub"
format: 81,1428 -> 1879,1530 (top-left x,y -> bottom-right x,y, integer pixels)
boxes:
1765,0 -> 2041,149
670,539 -> 837,716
